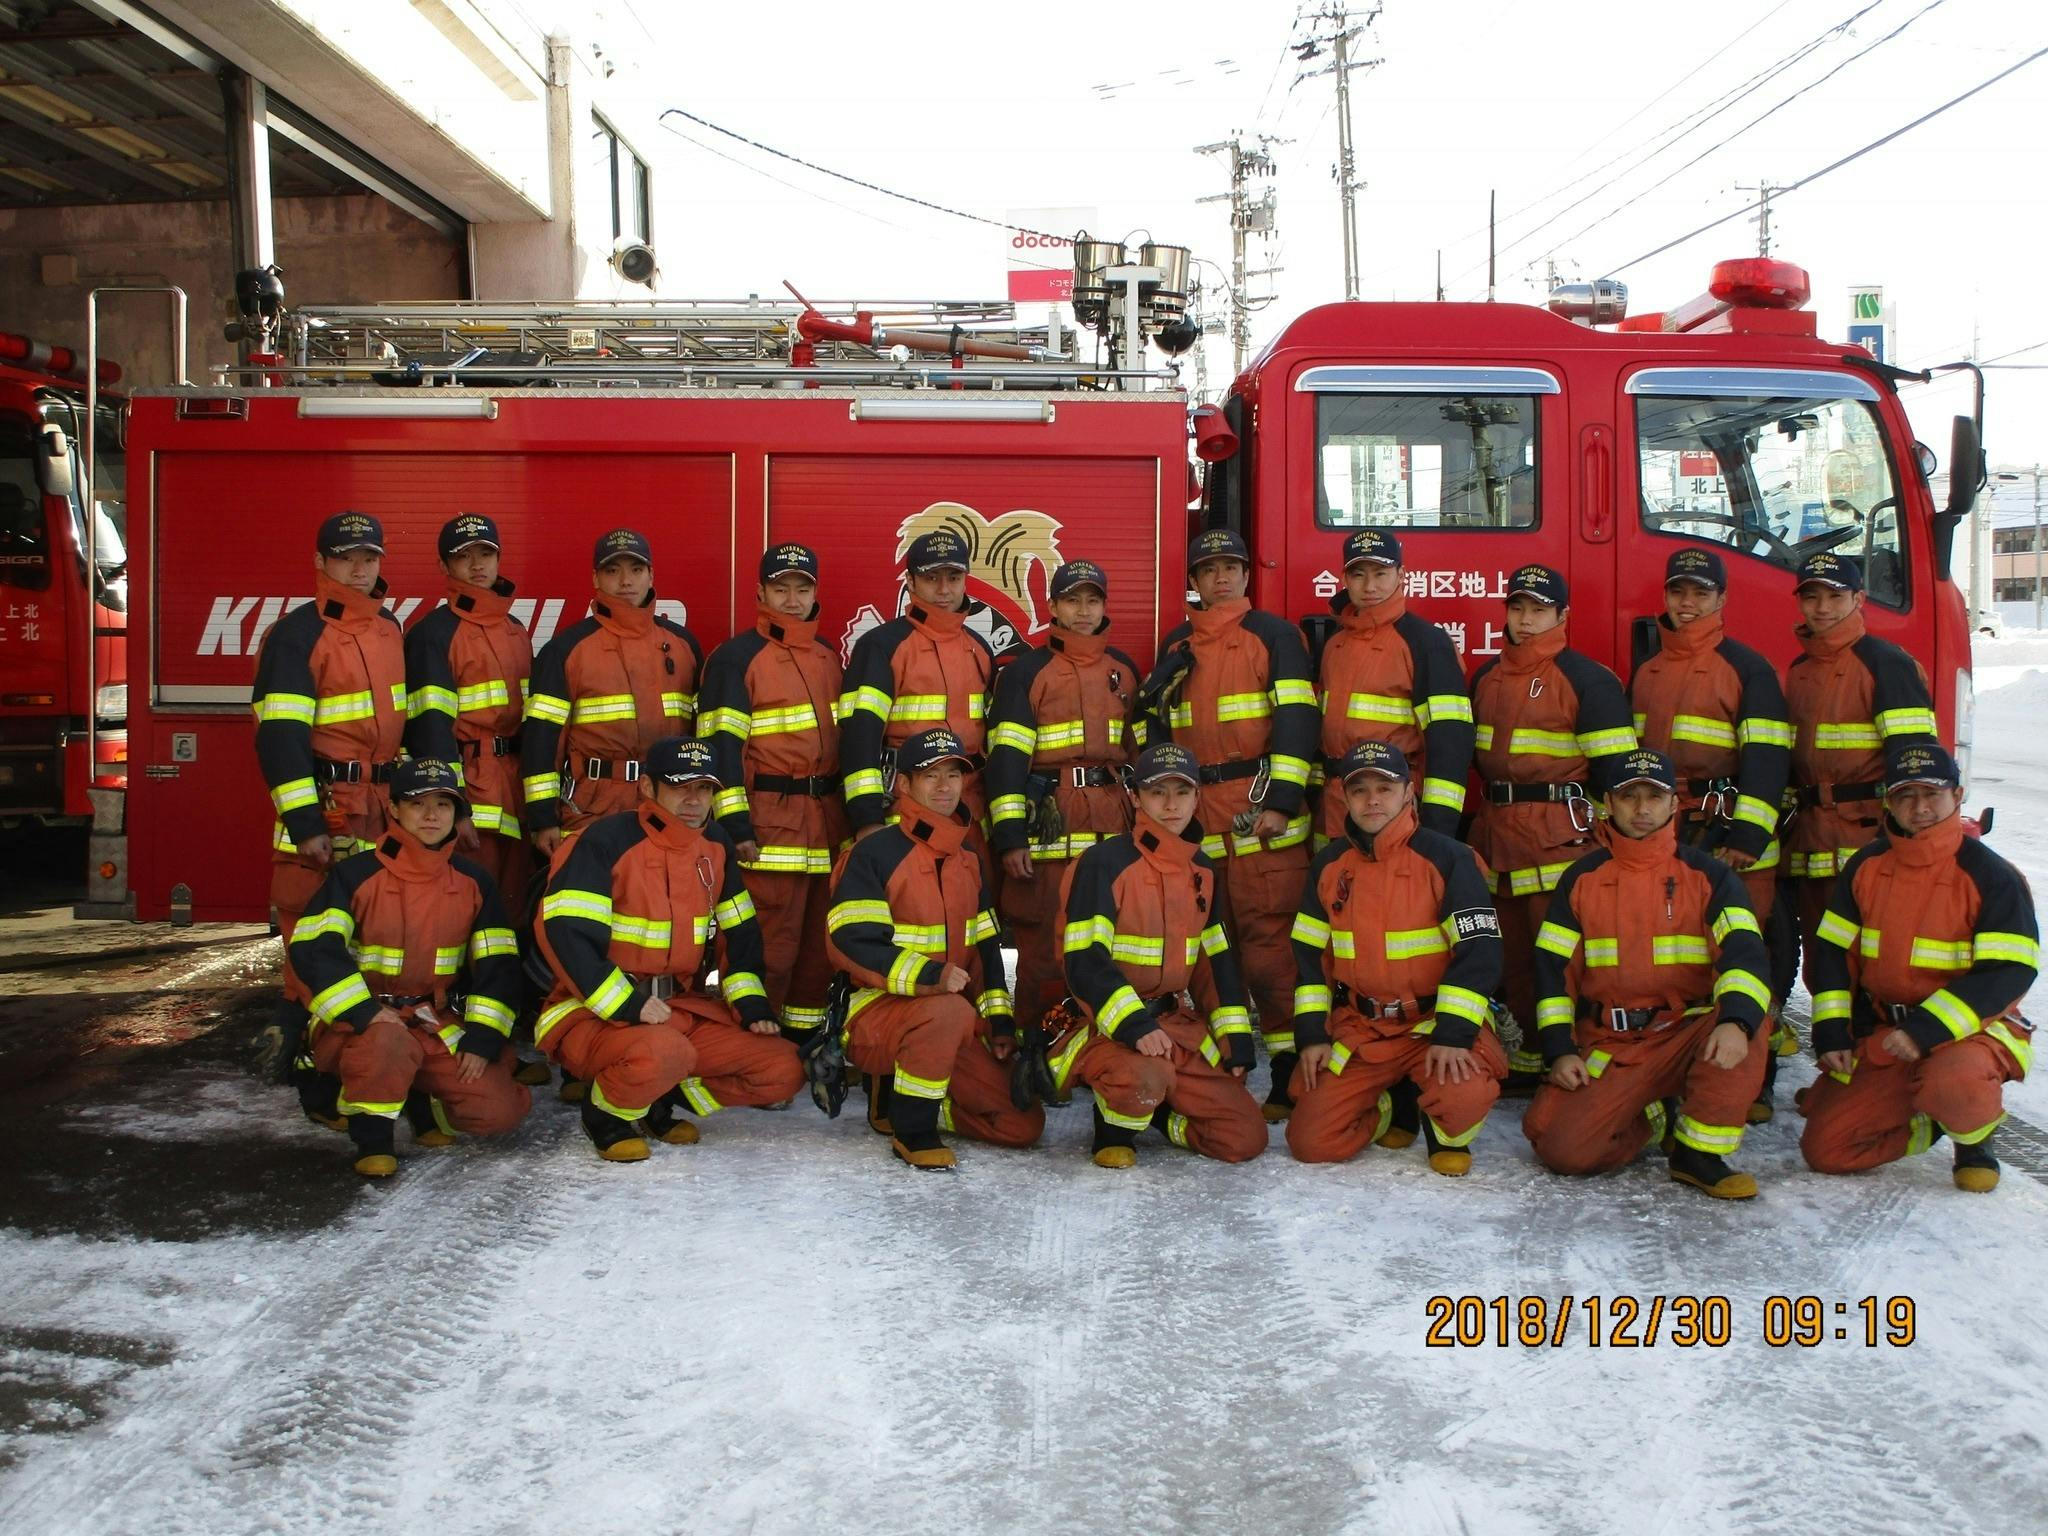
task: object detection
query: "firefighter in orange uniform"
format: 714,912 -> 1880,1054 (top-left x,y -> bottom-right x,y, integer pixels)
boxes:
1467,563 -> 1637,1088
697,543 -> 848,1044
1782,550 -> 1937,986
253,510 -> 407,1126
535,738 -> 802,1162
523,528 -> 702,854
1523,749 -> 1774,1200
986,559 -> 1139,1040
1287,742 -> 1506,1174
827,728 -> 1043,1170
1050,743 -> 1265,1168
404,513 -> 535,909
1627,546 -> 1795,1119
840,530 -> 998,843
1137,528 -> 1319,1121
288,759 -> 530,1177
1801,744 -> 2038,1193
1314,528 -> 1474,839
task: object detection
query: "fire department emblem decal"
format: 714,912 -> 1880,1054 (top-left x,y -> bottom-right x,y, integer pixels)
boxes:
894,502 -> 1066,639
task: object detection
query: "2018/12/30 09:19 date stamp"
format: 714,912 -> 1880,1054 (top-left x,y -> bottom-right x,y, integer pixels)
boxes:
1422,1294 -> 1918,1348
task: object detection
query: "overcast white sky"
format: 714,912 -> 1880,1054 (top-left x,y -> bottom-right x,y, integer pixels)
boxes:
590,0 -> 2047,471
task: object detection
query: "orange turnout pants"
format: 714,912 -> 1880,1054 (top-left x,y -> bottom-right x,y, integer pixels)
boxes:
1523,1008 -> 1769,1174
545,993 -> 804,1120
1059,1011 -> 1267,1163
1286,1009 -> 1508,1163
311,1012 -> 530,1134
847,993 -> 1044,1147
1800,1030 -> 2023,1172
1216,845 -> 1312,1054
744,868 -> 836,1033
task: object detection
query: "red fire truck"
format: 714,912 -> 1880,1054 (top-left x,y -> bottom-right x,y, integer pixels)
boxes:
0,331 -> 127,832
105,258 -> 1981,923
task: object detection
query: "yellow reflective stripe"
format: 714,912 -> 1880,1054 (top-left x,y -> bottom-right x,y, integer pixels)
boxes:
313,691 -> 377,725
535,998 -> 580,1043
353,944 -> 405,975
967,910 -> 1002,945
1673,1115 -> 1744,1155
1584,937 -> 1619,967
1576,727 -> 1637,757
1669,714 -> 1737,749
699,705 -> 752,739
1035,720 -> 1087,750
1499,860 -> 1576,897
1652,935 -> 1711,965
309,973 -> 372,1023
1198,812 -> 1313,859
663,691 -> 693,720
1715,968 -> 1770,1011
408,684 -> 458,720
830,898 -> 894,931
891,922 -> 947,953
1028,832 -> 1103,860
1168,700 -> 1194,728
886,949 -> 930,994
1215,690 -> 1272,721
1271,678 -> 1317,708
1876,707 -> 1939,739
1474,723 -> 1495,750
991,793 -> 1031,825
291,907 -> 356,945
1738,716 -> 1795,748
1109,935 -> 1166,965
1384,926 -> 1448,959
1417,693 -> 1473,726
1711,907 -> 1762,943
844,768 -> 889,799
525,691 -> 571,724
1507,727 -> 1578,756
1535,921 -> 1580,959
271,776 -> 320,815
888,694 -> 952,723
434,944 -> 464,976
1813,721 -> 1882,750
749,703 -> 817,735
1095,986 -> 1145,1035
1268,753 -> 1312,788
570,694 -> 637,723
712,786 -> 749,819
1908,937 -> 1973,973
1290,912 -> 1332,948
742,844 -> 835,874
1343,692 -> 1415,725
1329,931 -> 1356,960
843,685 -> 893,723
1422,776 -> 1467,811
1974,931 -> 2042,967
1811,988 -> 1853,1023
722,970 -> 767,1004
892,1064 -> 950,1100
454,679 -> 514,712
1859,929 -> 1881,959
463,994 -> 515,1035
587,967 -> 635,1019
1731,794 -> 1778,833
1536,996 -> 1575,1029
715,891 -> 757,928
1813,910 -> 1859,950
252,691 -> 317,725
523,772 -> 561,802
1987,1019 -> 2035,1075
1200,923 -> 1230,957
977,988 -> 1013,1019
1209,1005 -> 1252,1036
1065,914 -> 1116,953
541,889 -> 614,925
989,720 -> 1038,754
1437,984 -> 1490,1027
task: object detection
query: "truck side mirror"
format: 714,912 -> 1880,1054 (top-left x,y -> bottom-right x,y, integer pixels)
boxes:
1944,414 -> 1980,519
35,422 -> 74,499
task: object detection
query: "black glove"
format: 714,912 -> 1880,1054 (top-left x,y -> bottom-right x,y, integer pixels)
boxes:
799,1026 -> 847,1119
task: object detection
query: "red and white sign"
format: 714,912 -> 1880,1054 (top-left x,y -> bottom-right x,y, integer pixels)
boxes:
1004,208 -> 1096,304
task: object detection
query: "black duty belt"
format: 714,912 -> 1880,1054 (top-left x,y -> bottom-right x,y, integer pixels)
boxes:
1198,757 -> 1264,785
1140,993 -> 1186,1021
376,991 -> 442,1011
1588,1001 -> 1707,1033
632,974 -> 677,1000
1484,780 -> 1586,805
315,756 -> 397,785
462,733 -> 522,758
755,771 -> 842,797
1795,780 -> 1882,810
1063,765 -> 1123,788
576,756 -> 641,782
1333,983 -> 1436,1022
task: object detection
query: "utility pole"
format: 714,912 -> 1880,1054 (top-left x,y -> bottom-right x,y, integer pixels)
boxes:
1737,180 -> 1781,256
1196,132 -> 1282,377
1294,3 -> 1382,301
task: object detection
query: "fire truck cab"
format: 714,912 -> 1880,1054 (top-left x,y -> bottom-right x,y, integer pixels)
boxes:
0,331 -> 127,830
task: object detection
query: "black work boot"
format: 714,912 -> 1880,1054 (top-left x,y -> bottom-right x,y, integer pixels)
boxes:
1420,1116 -> 1473,1177
1953,1133 -> 2000,1193
404,1090 -> 455,1147
865,1073 -> 895,1137
1668,1141 -> 1758,1199
1091,1106 -> 1139,1169
1749,1049 -> 1780,1125
1378,1078 -> 1422,1149
642,1087 -> 700,1146
346,1114 -> 397,1178
1262,1052 -> 1297,1123
580,1098 -> 650,1163
558,1072 -> 586,1104
887,1092 -> 954,1171
297,1066 -> 346,1132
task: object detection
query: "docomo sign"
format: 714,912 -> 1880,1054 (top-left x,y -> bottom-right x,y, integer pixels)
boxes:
1005,207 -> 1097,303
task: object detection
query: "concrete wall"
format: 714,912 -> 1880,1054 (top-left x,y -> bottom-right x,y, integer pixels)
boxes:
0,194 -> 460,390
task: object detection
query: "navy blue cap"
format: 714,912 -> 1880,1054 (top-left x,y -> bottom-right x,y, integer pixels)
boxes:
896,727 -> 971,775
1884,742 -> 1960,792
759,543 -> 820,583
1188,527 -> 1250,570
317,510 -> 384,557
438,513 -> 501,560
593,527 -> 653,569
1131,742 -> 1200,787
645,737 -> 720,785
1796,550 -> 1863,592
1664,547 -> 1725,590
1050,560 -> 1108,600
389,757 -> 468,814
1342,527 -> 1404,568
1507,562 -> 1569,608
1608,749 -> 1678,793
1339,740 -> 1410,782
905,529 -> 970,575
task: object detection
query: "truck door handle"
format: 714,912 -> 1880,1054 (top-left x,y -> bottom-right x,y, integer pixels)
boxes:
1581,423 -> 1615,544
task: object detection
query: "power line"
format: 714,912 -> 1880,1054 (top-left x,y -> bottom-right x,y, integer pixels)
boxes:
1602,43 -> 2048,275
656,119 -> 921,235
656,106 -> 1065,240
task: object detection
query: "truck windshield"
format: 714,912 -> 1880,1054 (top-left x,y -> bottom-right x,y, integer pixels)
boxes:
1315,393 -> 1539,530
1636,386 -> 1905,608
39,396 -> 126,611
0,413 -> 51,592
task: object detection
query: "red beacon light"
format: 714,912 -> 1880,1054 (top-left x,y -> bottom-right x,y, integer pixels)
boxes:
0,330 -> 122,386
1707,258 -> 1810,310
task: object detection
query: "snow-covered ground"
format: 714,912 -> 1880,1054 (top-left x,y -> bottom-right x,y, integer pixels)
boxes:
5,659 -> 2048,1535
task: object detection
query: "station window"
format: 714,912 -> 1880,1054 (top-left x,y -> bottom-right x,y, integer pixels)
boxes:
1636,388 -> 1907,609
1994,527 -> 2037,555
593,112 -> 651,243
1314,394 -> 1538,530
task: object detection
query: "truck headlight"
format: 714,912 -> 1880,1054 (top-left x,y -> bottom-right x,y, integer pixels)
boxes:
95,683 -> 126,721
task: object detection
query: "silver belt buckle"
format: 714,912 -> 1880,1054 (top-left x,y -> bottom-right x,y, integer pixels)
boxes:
649,975 -> 675,1000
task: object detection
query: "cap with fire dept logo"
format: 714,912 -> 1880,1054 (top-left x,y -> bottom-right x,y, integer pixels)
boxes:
389,757 -> 469,815
1664,546 -> 1725,591
1795,550 -> 1864,592
645,737 -> 722,786
1049,560 -> 1109,600
1506,562 -> 1569,608
1339,740 -> 1411,783
904,530 -> 970,575
1608,748 -> 1678,794
1884,742 -> 1961,792
317,510 -> 384,557
592,527 -> 653,570
1130,742 -> 1199,788
437,513 -> 501,561
759,543 -> 820,582
896,727 -> 971,775
1342,527 -> 1404,569
1188,527 -> 1250,570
